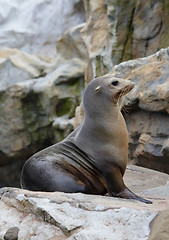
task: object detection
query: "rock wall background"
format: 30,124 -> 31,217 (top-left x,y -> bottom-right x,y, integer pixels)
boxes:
0,0 -> 85,58
112,48 -> 169,173
0,0 -> 168,188
77,0 -> 169,174
0,0 -> 87,187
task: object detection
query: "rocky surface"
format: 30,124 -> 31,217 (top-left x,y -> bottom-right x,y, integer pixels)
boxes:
75,46 -> 169,173
81,0 -> 111,82
81,0 -> 169,80
0,27 -> 87,188
0,2 -> 88,166
0,165 -> 168,240
0,47 -> 53,90
110,47 -> 169,173
0,0 -> 85,58
107,0 -> 169,64
0,0 -> 88,187
0,0 -> 169,190
148,209 -> 169,240
0,52 -> 86,166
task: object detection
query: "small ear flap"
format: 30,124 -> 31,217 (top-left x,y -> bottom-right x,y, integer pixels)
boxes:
95,86 -> 101,93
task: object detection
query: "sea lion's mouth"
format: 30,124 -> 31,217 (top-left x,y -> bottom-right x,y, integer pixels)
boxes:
117,83 -> 134,98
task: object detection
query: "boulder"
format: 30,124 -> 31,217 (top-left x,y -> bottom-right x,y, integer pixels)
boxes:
81,0 -> 111,82
0,47 -> 54,90
148,210 -> 169,240
0,165 -> 168,239
0,0 -> 85,58
0,54 -> 86,166
106,0 -> 169,64
75,47 -> 169,174
0,10 -> 87,168
110,47 -> 169,173
81,0 -> 169,79
0,0 -> 87,187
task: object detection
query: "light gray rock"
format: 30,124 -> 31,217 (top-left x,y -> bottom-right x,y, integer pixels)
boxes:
106,0 -> 169,64
0,14 -> 87,168
0,47 -> 53,90
110,47 -> 169,173
0,165 -> 169,240
0,0 -> 87,187
0,0 -> 85,58
0,56 -> 86,165
4,227 -> 19,240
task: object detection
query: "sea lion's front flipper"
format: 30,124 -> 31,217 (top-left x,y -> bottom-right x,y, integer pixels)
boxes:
103,166 -> 152,204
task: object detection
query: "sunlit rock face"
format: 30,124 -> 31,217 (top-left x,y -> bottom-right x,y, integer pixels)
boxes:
0,0 -> 169,187
106,0 -> 169,65
0,0 -> 87,187
0,0 -> 86,58
111,48 -> 169,173
0,165 -> 169,240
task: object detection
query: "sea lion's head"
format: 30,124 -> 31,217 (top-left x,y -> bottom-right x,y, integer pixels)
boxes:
83,75 -> 134,117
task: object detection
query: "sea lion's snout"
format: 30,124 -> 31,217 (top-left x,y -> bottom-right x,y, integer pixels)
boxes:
120,81 -> 135,97
127,80 -> 135,90
111,78 -> 135,99
127,81 -> 135,92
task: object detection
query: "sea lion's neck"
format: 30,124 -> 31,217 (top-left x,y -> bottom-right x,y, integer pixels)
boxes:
74,105 -> 128,159
84,106 -> 124,136
85,103 -> 121,122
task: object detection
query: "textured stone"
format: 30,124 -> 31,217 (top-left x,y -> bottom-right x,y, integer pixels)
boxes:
75,0 -> 169,132
4,227 -> 19,240
0,56 -> 85,166
56,23 -> 88,62
132,0 -> 163,58
109,47 -> 169,173
0,165 -> 169,240
107,0 -> 136,65
0,0 -> 88,187
106,0 -> 169,64
81,0 -> 111,82
148,210 -> 169,240
0,47 -> 53,90
0,11 -> 88,168
0,0 -> 85,58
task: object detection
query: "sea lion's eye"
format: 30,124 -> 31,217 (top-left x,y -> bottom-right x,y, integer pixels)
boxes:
111,80 -> 119,86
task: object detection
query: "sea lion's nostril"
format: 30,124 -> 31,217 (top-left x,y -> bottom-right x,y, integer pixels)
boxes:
111,80 -> 119,86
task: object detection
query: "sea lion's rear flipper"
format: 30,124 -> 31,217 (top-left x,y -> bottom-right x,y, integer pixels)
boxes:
103,166 -> 152,204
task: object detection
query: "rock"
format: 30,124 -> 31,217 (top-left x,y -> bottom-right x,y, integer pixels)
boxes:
0,47 -> 54,90
0,0 -> 85,58
56,23 -> 88,62
132,0 -> 163,58
0,13 -> 88,169
75,0 -> 169,138
107,0 -> 136,65
4,227 -> 19,240
74,0 -> 113,125
0,0 -> 87,187
110,47 -> 169,173
81,0 -> 111,82
0,56 -> 85,166
148,210 -> 169,240
106,0 -> 169,64
0,165 -> 168,240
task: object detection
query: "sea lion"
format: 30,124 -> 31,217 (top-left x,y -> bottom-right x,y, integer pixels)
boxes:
21,75 -> 152,204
